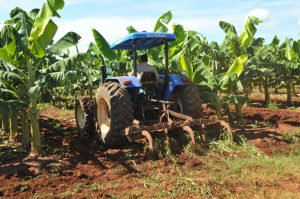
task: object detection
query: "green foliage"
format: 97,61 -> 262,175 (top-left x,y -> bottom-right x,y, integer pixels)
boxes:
49,32 -> 81,55
267,101 -> 279,110
283,130 -> 300,144
29,0 -> 65,57
239,16 -> 262,49
153,10 -> 173,32
92,28 -> 116,60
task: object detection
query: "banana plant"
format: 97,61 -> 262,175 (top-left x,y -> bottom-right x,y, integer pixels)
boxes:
275,38 -> 300,105
0,0 -> 81,155
43,52 -> 101,98
92,29 -> 132,76
245,36 -> 281,103
188,16 -> 261,125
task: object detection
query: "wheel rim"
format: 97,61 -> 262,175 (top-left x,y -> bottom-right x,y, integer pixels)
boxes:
97,98 -> 111,140
170,94 -> 183,114
76,105 -> 85,129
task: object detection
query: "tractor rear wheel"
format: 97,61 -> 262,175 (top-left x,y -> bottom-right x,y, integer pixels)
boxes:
171,85 -> 203,118
75,97 -> 95,137
95,82 -> 133,146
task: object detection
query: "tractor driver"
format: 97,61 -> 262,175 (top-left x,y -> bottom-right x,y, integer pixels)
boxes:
134,54 -> 159,83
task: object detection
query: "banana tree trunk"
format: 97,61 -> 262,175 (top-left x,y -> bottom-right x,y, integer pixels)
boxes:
286,80 -> 292,105
274,86 -> 279,94
214,97 -> 223,116
0,113 -> 2,130
27,58 -> 41,156
9,113 -> 18,142
223,102 -> 235,126
2,113 -> 9,134
234,103 -> 243,124
29,99 -> 41,156
292,84 -> 296,97
263,81 -> 270,103
21,110 -> 30,150
258,82 -> 263,93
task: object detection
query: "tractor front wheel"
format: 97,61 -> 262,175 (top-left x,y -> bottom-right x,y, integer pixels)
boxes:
75,97 -> 96,137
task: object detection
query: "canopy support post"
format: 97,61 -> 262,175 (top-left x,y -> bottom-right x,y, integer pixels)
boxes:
164,41 -> 169,76
133,42 -> 137,77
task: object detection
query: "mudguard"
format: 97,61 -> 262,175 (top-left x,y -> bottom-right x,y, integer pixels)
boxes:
159,74 -> 192,100
105,76 -> 140,103
105,76 -> 141,89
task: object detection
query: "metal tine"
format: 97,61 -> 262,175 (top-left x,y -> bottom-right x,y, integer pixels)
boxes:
182,126 -> 196,145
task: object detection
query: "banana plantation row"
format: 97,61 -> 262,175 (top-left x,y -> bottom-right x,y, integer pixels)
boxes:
0,0 -> 299,155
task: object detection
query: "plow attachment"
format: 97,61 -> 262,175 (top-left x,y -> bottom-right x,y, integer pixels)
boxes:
124,101 -> 232,151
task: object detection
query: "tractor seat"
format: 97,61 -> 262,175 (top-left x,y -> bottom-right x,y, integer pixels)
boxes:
140,72 -> 157,85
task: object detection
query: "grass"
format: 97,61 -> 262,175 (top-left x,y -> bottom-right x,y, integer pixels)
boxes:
37,103 -> 50,111
60,183 -> 85,197
287,106 -> 297,111
37,103 -> 74,120
267,101 -> 279,110
131,142 -> 300,198
126,133 -> 300,198
250,120 -> 261,128
202,153 -> 300,198
283,129 -> 300,144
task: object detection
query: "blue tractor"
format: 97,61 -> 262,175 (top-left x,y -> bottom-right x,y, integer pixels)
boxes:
75,32 -> 230,149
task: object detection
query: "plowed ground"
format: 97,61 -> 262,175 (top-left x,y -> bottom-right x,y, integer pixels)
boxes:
0,99 -> 299,198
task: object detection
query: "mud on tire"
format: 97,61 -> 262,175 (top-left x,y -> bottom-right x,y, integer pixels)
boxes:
75,97 -> 95,137
95,82 -> 133,146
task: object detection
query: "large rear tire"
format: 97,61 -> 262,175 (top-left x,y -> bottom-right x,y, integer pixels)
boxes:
95,82 -> 133,146
75,97 -> 95,137
171,85 -> 203,118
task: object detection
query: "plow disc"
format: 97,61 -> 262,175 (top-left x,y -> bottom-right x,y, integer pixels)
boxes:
124,102 -> 232,151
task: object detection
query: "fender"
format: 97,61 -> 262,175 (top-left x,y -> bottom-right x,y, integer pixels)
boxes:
105,76 -> 141,89
158,74 -> 193,100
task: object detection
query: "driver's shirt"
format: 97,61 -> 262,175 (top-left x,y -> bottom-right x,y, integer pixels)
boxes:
136,62 -> 159,81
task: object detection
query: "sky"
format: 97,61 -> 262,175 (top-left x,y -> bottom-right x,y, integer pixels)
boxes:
0,0 -> 300,52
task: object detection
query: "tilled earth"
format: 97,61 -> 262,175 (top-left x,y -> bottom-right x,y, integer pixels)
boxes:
0,101 -> 300,198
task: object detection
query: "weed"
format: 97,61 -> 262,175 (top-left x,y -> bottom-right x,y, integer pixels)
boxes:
288,106 -> 297,111
250,120 -> 261,128
15,184 -> 30,192
283,134 -> 299,143
57,108 -> 73,120
283,130 -> 300,143
32,192 -> 54,199
0,140 -> 9,149
140,173 -> 162,188
60,183 -> 85,197
123,151 -> 136,160
267,101 -> 279,110
23,176 -> 33,181
90,182 -> 101,191
37,103 -> 51,111
209,132 -> 263,158
48,173 -> 60,178
148,138 -> 169,160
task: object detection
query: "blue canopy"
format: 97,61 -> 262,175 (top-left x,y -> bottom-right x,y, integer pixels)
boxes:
110,32 -> 176,50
